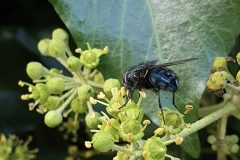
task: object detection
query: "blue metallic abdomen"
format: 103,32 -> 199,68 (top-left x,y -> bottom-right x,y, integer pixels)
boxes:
148,68 -> 178,92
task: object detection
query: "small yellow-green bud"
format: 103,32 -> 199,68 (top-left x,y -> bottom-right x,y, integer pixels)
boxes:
48,39 -> 66,57
93,71 -> 105,83
26,62 -> 45,80
114,151 -> 129,160
70,97 -> 87,113
154,127 -> 164,136
85,141 -> 92,148
92,131 -> 115,152
67,56 -> 82,72
75,48 -> 82,54
89,97 -> 97,104
103,79 -> 121,97
85,112 -> 101,129
165,112 -> 182,128
18,80 -> 24,87
97,92 -> 106,99
159,109 -> 185,135
103,46 -> 109,54
38,38 -> 50,56
207,71 -> 229,90
207,135 -> 217,144
34,83 -> 50,103
236,71 -> 240,82
143,136 -> 167,160
175,136 -> 184,145
236,52 -> 240,65
46,77 -> 65,94
213,57 -> 227,70
78,85 -> 94,102
227,135 -> 239,143
80,50 -> 100,69
68,145 -> 78,155
143,120 -> 151,125
44,110 -> 63,128
139,91 -> 146,98
120,119 -> 142,136
231,144 -> 239,153
45,96 -> 62,110
52,28 -> 69,42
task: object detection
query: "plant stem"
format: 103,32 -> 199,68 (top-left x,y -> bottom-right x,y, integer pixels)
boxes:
164,102 -> 239,145
216,116 -> 228,160
111,144 -> 136,156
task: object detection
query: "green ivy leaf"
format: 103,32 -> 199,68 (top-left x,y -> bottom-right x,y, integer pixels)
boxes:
49,0 -> 240,158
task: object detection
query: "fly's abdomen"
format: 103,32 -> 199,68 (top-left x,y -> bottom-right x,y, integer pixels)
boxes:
149,68 -> 178,92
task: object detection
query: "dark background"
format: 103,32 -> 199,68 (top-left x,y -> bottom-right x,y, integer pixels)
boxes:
0,0 -> 68,159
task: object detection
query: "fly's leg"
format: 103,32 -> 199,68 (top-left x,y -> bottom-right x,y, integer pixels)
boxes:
119,89 -> 134,108
172,92 -> 186,115
158,91 -> 166,125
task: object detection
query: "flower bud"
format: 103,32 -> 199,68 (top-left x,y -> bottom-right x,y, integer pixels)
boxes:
236,52 -> 240,65
207,71 -> 230,91
85,141 -> 92,148
231,144 -> 239,153
85,112 -> 101,129
38,39 -> 50,56
67,56 -> 82,72
175,136 -> 184,145
80,50 -> 100,69
34,83 -> 50,103
159,109 -> 185,135
26,62 -> 46,80
142,136 -> 167,160
118,100 -> 143,122
120,119 -> 143,142
114,151 -> 129,160
78,85 -> 94,102
44,110 -> 63,128
236,71 -> 240,82
68,145 -> 78,155
52,28 -> 69,42
213,57 -> 227,70
93,71 -> 105,83
103,79 -> 121,97
207,135 -> 217,144
154,127 -> 164,136
48,39 -> 66,57
45,96 -> 62,110
92,131 -> 115,152
70,97 -> 87,113
46,77 -> 65,94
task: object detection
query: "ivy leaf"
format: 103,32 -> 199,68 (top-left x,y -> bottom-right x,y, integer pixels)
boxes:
49,0 -> 240,158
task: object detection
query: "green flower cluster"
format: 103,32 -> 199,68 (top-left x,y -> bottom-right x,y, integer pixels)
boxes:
207,134 -> 239,154
207,55 -> 240,95
18,28 -> 116,141
0,134 -> 38,160
85,88 -> 190,160
19,28 -> 194,159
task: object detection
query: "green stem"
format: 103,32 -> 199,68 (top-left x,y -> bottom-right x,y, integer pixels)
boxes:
198,104 -> 220,117
57,89 -> 77,113
87,80 -> 104,88
165,154 -> 180,160
111,144 -> 136,156
164,102 -> 239,145
76,71 -> 87,84
216,116 -> 228,160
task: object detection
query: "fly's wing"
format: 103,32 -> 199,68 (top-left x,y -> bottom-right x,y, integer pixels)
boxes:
153,58 -> 198,68
129,60 -> 158,73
